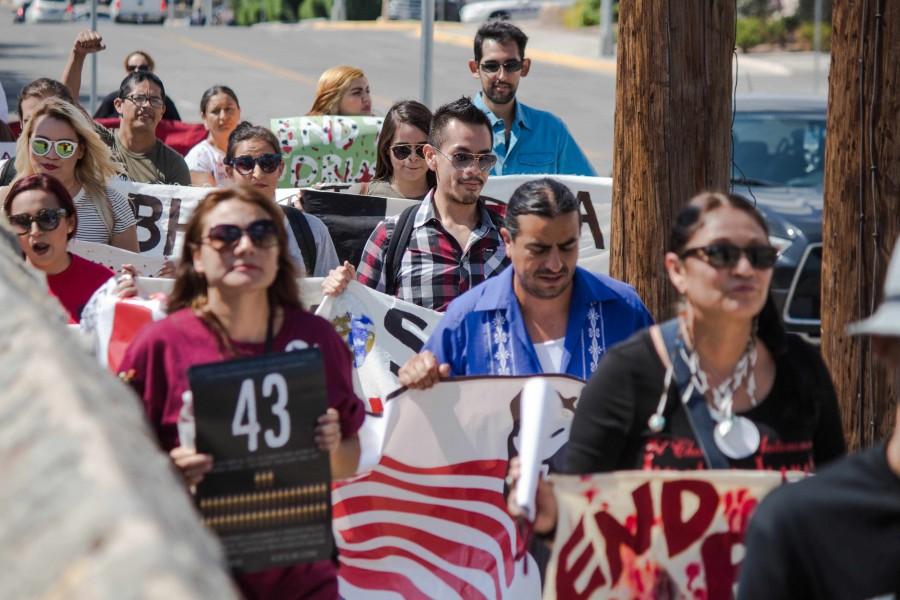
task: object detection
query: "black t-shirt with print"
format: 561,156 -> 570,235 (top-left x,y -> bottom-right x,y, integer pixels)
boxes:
738,442 -> 900,599
566,329 -> 846,474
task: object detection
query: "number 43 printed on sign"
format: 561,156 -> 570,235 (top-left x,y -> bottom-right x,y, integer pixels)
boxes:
233,374 -> 291,452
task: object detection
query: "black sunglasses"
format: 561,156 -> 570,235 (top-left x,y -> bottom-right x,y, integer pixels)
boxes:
479,59 -> 524,74
8,208 -> 68,236
226,153 -> 282,176
680,243 -> 779,269
390,143 -> 426,160
204,219 -> 279,251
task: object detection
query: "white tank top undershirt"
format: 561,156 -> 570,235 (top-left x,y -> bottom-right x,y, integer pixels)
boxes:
533,337 -> 566,374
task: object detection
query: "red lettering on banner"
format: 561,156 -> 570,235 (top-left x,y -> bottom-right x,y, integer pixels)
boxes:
594,481 -> 653,586
661,480 -> 719,557
700,531 -> 741,600
555,516 -> 606,598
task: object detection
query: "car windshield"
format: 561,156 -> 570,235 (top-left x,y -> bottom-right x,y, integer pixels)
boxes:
732,111 -> 826,188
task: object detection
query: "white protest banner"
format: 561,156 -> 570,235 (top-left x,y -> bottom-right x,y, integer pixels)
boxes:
333,375 -> 585,599
69,239 -> 166,276
272,115 -> 384,188
109,179 -> 208,258
315,281 -> 442,469
545,470 -> 803,600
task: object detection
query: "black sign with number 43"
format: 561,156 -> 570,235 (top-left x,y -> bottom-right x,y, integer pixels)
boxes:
188,348 -> 333,573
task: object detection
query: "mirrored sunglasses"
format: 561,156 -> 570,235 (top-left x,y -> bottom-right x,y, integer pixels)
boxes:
227,153 -> 282,176
204,219 -> 279,251
680,243 -> 779,269
31,137 -> 79,159
435,148 -> 497,172
479,59 -> 524,74
390,144 -> 426,160
8,208 -> 68,235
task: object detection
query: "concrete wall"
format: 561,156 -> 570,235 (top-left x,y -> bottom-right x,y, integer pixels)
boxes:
0,234 -> 239,599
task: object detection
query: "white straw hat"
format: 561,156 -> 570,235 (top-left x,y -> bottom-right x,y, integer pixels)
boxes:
847,237 -> 900,337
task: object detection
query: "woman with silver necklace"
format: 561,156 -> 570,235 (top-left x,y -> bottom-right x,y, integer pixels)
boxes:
507,191 -> 847,538
565,191 -> 846,471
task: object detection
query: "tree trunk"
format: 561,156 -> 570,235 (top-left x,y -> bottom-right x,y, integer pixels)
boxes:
610,1 -> 735,321
822,0 -> 900,449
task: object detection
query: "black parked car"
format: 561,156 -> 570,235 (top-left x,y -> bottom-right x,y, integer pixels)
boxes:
732,95 -> 827,342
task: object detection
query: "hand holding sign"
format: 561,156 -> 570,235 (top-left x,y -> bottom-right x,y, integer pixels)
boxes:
516,377 -> 556,522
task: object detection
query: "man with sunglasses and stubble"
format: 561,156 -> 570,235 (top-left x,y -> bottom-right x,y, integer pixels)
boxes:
469,21 -> 596,177
322,97 -> 509,312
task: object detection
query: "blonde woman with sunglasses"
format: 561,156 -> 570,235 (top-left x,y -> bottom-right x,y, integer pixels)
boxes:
1,98 -> 139,251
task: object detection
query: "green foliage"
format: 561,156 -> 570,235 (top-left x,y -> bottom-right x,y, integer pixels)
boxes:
796,21 -> 831,51
796,0 -> 832,22
298,0 -> 330,19
736,17 -> 766,52
563,0 -> 617,28
765,17 -> 788,47
736,0 -> 771,19
346,0 -> 379,20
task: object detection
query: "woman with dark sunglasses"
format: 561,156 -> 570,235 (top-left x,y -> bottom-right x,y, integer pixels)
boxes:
347,100 -> 434,200
507,192 -> 846,535
117,185 -> 363,599
223,122 -> 339,277
3,174 -> 135,323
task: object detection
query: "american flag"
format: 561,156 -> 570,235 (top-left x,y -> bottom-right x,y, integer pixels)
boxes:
329,376 -> 586,599
333,457 -> 536,600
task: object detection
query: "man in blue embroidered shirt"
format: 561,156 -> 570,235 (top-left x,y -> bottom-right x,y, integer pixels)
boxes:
469,21 -> 597,177
398,178 -> 652,387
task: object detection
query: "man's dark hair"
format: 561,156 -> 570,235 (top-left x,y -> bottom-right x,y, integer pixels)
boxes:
118,71 -> 166,101
505,178 -> 578,239
474,20 -> 529,63
428,96 -> 492,150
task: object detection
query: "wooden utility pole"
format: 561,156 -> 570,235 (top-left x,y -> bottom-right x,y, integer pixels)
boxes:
822,0 -> 899,449
610,1 -> 736,321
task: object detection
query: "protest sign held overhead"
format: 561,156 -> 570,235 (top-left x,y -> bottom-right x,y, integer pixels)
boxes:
189,349 -> 334,573
271,115 -> 384,188
544,470 -> 803,600
333,375 -> 585,599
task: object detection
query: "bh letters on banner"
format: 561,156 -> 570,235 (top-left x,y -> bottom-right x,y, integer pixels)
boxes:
545,470 -> 804,600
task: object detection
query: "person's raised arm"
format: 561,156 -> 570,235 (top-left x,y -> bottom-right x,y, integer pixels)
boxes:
62,30 -> 106,104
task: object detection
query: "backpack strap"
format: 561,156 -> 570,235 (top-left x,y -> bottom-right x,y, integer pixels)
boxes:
383,204 -> 419,297
659,319 -> 731,469
280,205 -> 317,275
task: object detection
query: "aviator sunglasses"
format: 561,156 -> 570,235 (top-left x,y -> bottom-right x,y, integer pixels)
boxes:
390,143 -> 426,161
203,219 -> 279,252
226,153 -> 282,176
479,59 -> 524,74
679,243 -> 779,270
31,137 -> 79,159
8,208 -> 68,236
434,148 -> 497,173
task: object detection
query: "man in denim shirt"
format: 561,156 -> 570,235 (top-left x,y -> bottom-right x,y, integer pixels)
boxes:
469,21 -> 596,177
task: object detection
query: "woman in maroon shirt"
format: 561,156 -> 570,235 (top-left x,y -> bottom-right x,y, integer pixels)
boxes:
3,173 -> 117,323
118,185 -> 364,599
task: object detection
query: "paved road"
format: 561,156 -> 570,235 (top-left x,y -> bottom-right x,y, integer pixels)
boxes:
0,18 -> 828,175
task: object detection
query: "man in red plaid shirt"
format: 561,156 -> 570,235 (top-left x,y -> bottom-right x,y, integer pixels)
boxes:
322,97 -> 510,312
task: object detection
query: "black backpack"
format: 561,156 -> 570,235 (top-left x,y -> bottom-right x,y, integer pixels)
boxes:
280,205 -> 317,276
382,203 -> 504,296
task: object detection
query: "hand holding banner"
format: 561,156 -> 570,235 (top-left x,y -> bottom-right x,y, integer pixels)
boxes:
515,377 -> 555,522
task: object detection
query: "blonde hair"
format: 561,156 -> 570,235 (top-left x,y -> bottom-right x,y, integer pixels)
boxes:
307,65 -> 367,116
13,98 -> 121,233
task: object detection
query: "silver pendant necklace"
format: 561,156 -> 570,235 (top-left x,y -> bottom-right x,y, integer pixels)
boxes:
679,322 -> 761,460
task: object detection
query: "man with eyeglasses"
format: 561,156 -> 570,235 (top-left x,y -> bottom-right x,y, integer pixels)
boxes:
469,21 -> 596,177
322,97 -> 509,312
111,71 -> 190,186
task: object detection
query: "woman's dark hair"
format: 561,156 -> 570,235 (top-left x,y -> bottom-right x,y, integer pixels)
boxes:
429,96 -> 492,150
374,100 -> 435,187
474,20 -> 529,62
168,186 -> 300,354
200,85 -> 240,115
118,71 -> 166,102
0,120 -> 13,143
670,191 -> 785,354
225,121 -> 281,164
4,173 -> 78,240
17,78 -> 77,121
505,178 -> 578,239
